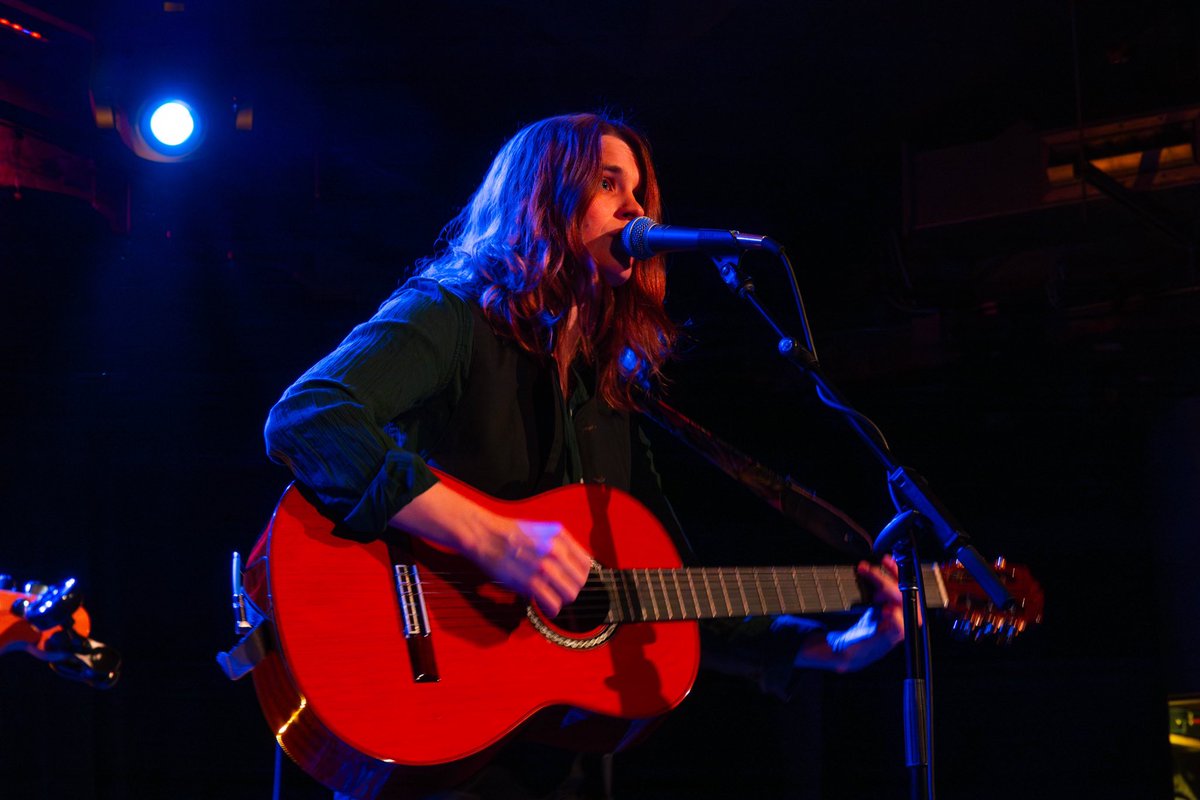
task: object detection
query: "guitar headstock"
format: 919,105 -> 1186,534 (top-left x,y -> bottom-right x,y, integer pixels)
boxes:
937,558 -> 1044,643
1,576 -> 120,689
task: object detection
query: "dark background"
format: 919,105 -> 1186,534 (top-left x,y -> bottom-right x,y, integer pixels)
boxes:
3,1 -> 1199,797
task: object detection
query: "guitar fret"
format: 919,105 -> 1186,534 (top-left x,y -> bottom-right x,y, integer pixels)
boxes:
703,568 -> 718,618
811,566 -> 827,612
670,570 -> 686,618
687,570 -> 702,619
782,567 -> 798,613
657,570 -> 674,620
605,569 -> 624,622
753,573 -> 769,615
618,569 -> 636,622
717,567 -> 734,616
643,569 -> 660,620
825,573 -> 844,609
796,567 -> 820,613
837,568 -> 856,609
771,570 -> 787,613
734,570 -> 749,616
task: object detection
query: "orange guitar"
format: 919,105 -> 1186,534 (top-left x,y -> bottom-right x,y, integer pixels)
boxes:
240,471 -> 1042,799
1,577 -> 120,688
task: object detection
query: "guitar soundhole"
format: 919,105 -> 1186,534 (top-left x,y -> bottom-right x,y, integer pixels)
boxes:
526,567 -> 618,649
555,573 -> 613,633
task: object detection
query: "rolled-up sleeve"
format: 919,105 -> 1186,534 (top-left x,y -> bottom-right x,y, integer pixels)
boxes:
264,278 -> 472,536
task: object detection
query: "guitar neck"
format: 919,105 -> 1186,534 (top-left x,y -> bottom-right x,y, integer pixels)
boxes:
603,564 -> 948,622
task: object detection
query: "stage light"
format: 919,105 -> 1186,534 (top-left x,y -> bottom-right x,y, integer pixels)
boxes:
98,87 -> 253,163
138,97 -> 203,158
114,96 -> 207,162
147,101 -> 195,147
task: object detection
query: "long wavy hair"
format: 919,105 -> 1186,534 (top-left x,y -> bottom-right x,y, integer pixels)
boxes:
418,112 -> 674,411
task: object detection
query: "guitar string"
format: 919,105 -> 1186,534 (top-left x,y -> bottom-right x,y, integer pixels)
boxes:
382,565 -> 951,606
330,568 -> 868,606
329,568 -> 877,598
292,568 -> 974,632
311,569 -> 881,630
307,580 -> 990,634
307,566 -> 955,609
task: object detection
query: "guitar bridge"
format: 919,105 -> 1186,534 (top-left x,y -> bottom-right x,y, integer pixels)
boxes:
393,563 -> 439,683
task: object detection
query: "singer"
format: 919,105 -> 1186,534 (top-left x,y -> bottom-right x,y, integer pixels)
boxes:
263,111 -> 904,799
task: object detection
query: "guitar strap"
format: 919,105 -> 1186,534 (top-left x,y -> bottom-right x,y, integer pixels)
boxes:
640,394 -> 872,557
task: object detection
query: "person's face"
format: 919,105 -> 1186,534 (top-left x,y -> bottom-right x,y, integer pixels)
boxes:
580,134 -> 646,287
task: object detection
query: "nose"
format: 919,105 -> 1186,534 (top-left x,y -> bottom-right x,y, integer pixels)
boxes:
620,192 -> 645,221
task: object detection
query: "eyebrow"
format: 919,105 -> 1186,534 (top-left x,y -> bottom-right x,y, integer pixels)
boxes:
601,164 -> 641,191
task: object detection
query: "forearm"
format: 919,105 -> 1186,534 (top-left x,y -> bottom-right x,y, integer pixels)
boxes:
388,480 -> 502,562
389,480 -> 593,618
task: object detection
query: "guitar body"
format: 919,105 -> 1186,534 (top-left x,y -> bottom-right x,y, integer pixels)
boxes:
248,472 -> 700,798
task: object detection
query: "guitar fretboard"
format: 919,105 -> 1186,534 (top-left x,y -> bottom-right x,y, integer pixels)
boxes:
599,564 -> 948,623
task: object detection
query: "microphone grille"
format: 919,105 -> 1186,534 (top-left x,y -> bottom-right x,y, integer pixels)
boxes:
621,216 -> 657,261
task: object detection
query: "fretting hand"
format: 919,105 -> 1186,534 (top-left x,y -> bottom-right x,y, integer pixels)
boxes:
794,555 -> 907,672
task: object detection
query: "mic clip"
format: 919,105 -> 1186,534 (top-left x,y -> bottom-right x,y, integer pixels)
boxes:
710,253 -> 754,298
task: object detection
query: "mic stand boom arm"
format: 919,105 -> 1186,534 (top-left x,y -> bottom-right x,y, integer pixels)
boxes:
707,250 -> 1014,800
707,252 -> 1013,609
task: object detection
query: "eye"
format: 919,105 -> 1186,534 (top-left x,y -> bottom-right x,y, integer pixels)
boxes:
600,177 -> 615,191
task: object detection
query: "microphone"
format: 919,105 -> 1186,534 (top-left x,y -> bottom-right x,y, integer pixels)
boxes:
618,216 -> 781,260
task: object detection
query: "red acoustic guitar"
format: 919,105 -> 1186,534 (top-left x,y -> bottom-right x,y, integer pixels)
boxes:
242,471 -> 1042,799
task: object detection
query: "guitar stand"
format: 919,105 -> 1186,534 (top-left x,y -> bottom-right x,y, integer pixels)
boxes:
707,250 -> 1016,800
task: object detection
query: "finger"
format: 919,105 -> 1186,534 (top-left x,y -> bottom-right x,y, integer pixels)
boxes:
554,530 -> 594,581
857,561 -> 902,605
531,532 -> 587,589
529,575 -> 563,618
860,558 -> 896,579
566,546 -> 594,587
539,558 -> 587,606
519,521 -> 591,579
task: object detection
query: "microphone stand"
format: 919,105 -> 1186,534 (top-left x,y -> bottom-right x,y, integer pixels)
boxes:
705,249 -> 1015,800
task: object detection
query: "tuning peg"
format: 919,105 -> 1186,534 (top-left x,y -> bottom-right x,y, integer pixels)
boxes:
22,578 -> 80,631
23,581 -> 48,596
950,618 -> 974,641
